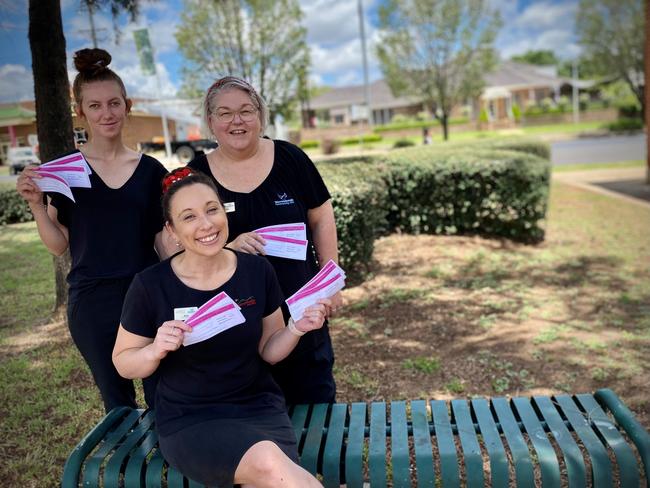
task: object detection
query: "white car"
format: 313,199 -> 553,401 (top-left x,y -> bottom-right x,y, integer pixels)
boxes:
8,147 -> 40,175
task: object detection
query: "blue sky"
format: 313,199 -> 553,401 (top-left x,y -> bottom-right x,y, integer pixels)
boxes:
0,0 -> 581,103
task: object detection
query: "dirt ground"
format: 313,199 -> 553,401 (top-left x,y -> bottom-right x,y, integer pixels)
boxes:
329,233 -> 650,430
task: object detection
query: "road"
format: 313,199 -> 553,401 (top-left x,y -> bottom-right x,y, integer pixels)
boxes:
551,133 -> 646,165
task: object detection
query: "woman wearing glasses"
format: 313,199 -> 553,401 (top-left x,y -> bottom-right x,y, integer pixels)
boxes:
187,77 -> 341,405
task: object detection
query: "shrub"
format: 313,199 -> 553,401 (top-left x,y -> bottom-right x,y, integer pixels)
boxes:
617,103 -> 642,120
511,103 -> 521,122
299,139 -> 319,149
393,139 -> 416,149
318,160 -> 389,278
378,147 -> 550,242
0,188 -> 33,225
340,134 -> 383,145
605,118 -> 644,133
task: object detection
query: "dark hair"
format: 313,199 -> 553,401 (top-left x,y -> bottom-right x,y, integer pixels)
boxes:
161,168 -> 222,224
72,48 -> 128,111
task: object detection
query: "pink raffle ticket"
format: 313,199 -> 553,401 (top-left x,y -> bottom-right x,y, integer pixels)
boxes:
285,260 -> 346,321
255,222 -> 308,261
177,292 -> 246,346
34,152 -> 92,202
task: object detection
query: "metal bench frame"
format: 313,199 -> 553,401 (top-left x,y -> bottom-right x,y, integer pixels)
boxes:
62,388 -> 650,487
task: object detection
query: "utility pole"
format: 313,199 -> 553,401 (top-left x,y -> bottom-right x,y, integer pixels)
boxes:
357,0 -> 372,127
87,1 -> 97,47
572,59 -> 579,125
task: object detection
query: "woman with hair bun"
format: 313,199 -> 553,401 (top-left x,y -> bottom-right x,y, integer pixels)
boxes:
15,48 -> 171,412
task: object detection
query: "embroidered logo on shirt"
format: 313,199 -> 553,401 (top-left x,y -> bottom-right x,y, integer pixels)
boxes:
274,192 -> 294,206
236,296 -> 257,308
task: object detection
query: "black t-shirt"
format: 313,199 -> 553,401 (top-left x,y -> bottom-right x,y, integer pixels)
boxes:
187,140 -> 331,356
49,154 -> 167,296
120,250 -> 287,436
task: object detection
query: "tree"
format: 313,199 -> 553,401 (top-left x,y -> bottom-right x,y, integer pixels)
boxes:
28,0 -> 142,312
511,50 -> 559,66
175,0 -> 310,124
576,0 -> 645,118
376,0 -> 501,140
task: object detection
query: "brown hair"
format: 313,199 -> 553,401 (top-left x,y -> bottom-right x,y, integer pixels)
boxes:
72,48 -> 129,113
161,168 -> 222,224
202,76 -> 269,137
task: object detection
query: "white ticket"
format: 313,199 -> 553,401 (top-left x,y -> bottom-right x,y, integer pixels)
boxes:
262,234 -> 308,260
256,223 -> 306,240
35,165 -> 91,188
34,171 -> 75,202
41,152 -> 92,174
286,260 -> 346,321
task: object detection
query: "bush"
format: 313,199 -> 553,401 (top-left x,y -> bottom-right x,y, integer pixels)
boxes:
340,134 -> 383,145
299,139 -> 319,149
511,104 -> 521,122
605,118 -> 644,133
618,103 -> 642,120
393,139 -> 416,149
318,160 -> 389,278
0,188 -> 32,225
378,146 -> 550,242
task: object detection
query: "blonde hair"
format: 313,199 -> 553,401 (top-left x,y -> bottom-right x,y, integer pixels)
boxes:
202,76 -> 269,137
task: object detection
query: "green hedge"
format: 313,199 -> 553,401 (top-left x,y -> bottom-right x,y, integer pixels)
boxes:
318,160 -> 389,278
380,147 -> 550,242
340,134 -> 383,145
299,139 -> 319,149
373,117 -> 469,133
0,188 -> 33,225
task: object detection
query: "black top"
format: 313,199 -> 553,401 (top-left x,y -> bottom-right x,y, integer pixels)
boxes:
49,154 -> 167,296
120,251 -> 286,436
187,140 -> 331,356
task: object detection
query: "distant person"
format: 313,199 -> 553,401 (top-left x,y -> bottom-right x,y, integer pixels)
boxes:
113,169 -> 327,487
187,76 -> 341,405
423,127 -> 432,145
15,48 -> 172,412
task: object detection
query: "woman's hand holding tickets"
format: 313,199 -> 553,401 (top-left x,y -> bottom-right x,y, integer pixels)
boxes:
229,232 -> 267,255
295,299 -> 331,333
152,320 -> 192,359
16,165 -> 44,206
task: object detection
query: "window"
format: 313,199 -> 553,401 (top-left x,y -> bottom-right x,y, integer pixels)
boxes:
334,114 -> 344,124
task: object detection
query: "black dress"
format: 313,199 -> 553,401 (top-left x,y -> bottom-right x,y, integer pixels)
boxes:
49,153 -> 167,411
187,140 -> 336,404
120,250 -> 298,487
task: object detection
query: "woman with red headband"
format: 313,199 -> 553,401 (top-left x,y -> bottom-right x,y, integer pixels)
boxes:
114,168 -> 328,487
187,76 -> 341,405
15,48 -> 171,412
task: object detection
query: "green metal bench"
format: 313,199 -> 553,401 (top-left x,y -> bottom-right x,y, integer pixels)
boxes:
62,388 -> 649,487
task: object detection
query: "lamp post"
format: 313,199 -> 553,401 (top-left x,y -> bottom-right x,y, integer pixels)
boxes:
357,0 -> 372,127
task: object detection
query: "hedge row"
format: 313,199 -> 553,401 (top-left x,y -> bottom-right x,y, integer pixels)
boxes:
317,138 -> 551,276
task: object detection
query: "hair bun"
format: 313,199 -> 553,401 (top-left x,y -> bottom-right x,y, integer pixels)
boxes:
74,48 -> 112,73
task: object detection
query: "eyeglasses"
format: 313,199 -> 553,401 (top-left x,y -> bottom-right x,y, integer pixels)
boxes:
214,107 -> 258,123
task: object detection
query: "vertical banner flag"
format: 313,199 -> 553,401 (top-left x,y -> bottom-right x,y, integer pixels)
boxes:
133,28 -> 156,75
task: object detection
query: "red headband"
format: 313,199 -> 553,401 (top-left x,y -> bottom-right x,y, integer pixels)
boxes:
162,167 -> 194,194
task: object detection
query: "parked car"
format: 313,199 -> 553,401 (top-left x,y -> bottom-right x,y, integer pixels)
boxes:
8,146 -> 40,174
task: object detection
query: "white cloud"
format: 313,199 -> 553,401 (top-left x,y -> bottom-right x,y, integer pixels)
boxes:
301,0 -> 367,46
0,64 -> 34,102
514,1 -> 577,30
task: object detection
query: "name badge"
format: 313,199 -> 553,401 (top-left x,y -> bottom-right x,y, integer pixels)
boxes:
174,307 -> 198,321
224,202 -> 235,213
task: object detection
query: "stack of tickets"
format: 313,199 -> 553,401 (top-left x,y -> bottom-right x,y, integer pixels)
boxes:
286,260 -> 346,322
254,222 -> 308,261
181,292 -> 245,346
34,152 -> 92,202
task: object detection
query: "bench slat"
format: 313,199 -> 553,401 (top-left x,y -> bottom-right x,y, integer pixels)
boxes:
322,403 -> 347,487
492,397 -> 536,486
290,404 -> 309,449
166,465 -> 185,487
144,450 -> 165,488
345,402 -> 367,488
82,409 -> 144,486
104,411 -> 156,487
302,403 -> 328,474
390,401 -> 411,487
512,397 -> 561,487
431,400 -> 461,486
123,428 -> 158,487
369,402 -> 387,487
575,393 -> 640,487
533,395 -> 587,487
451,399 -> 484,487
411,400 -> 436,487
471,398 -> 509,486
555,395 -> 613,487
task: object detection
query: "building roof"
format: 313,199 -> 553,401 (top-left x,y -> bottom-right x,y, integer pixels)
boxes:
483,60 -> 565,90
308,79 -> 422,110
0,104 -> 36,127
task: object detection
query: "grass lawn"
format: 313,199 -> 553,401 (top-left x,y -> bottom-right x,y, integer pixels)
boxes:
1,165 -> 649,485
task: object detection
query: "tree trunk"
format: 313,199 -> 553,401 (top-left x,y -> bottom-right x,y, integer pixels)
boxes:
28,0 -> 75,313
441,113 -> 449,141
645,0 -> 649,183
